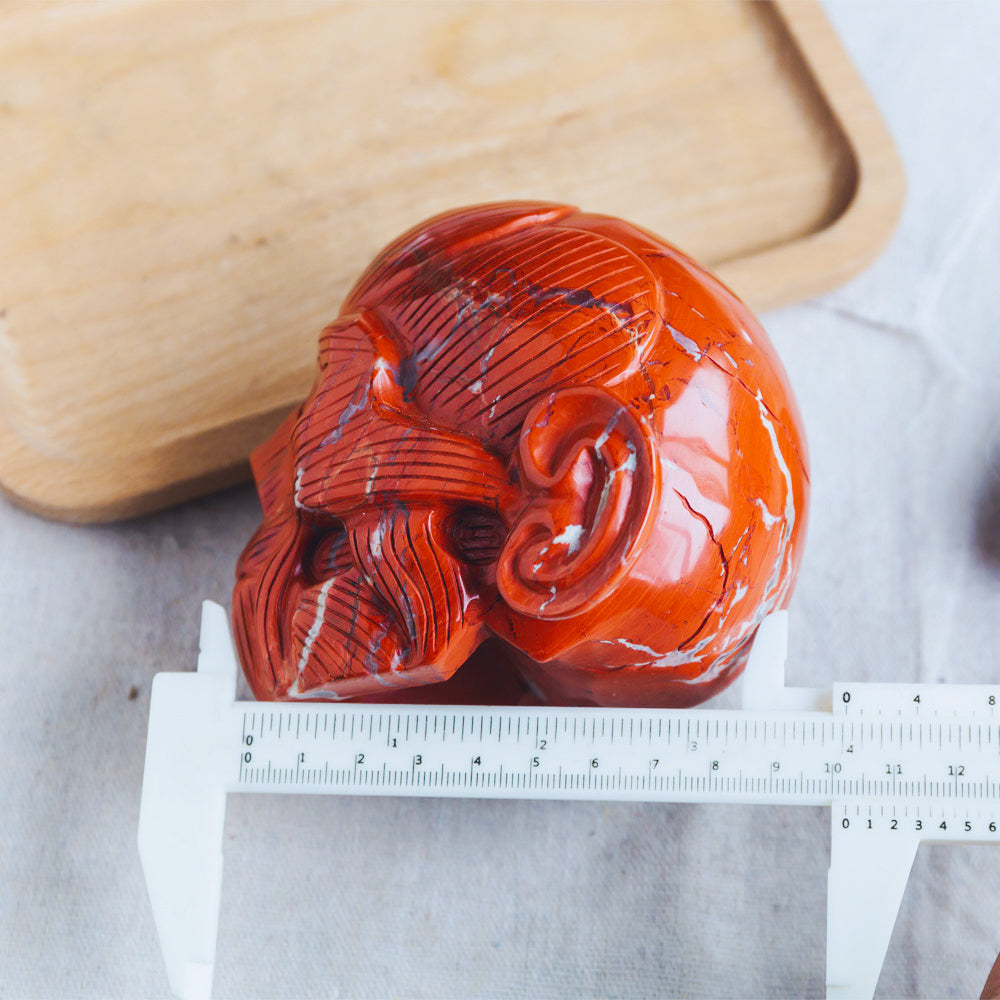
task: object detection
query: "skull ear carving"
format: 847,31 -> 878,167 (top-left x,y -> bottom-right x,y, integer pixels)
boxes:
497,387 -> 659,620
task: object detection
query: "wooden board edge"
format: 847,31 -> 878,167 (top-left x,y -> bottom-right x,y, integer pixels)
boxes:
716,0 -> 905,313
0,458 -> 252,524
0,404 -> 282,522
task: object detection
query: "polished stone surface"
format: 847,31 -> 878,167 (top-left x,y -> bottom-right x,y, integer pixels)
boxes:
234,204 -> 807,708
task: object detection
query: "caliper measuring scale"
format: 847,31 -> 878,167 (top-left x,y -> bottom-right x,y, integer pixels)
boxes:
138,602 -> 1000,1000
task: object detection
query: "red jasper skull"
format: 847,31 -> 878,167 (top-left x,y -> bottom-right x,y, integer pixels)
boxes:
233,202 -> 808,708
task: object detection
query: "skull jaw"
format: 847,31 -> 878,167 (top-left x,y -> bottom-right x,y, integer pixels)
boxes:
500,636 -> 754,709
236,538 -> 490,703
354,637 -> 538,706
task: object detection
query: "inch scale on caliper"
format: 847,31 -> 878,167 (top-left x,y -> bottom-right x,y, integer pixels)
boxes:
138,603 -> 1000,1000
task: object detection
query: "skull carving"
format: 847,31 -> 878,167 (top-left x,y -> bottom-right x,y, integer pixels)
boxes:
234,202 -> 808,707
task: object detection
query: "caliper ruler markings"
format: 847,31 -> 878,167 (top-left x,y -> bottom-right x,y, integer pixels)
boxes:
138,602 -> 1000,1000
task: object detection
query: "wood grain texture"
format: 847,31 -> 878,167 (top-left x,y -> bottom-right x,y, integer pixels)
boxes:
0,0 -> 903,522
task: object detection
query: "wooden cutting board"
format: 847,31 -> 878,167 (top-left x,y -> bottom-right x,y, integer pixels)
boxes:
0,0 -> 902,522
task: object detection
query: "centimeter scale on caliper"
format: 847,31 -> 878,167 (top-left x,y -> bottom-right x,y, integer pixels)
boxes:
238,701 -> 1000,808
138,603 -> 1000,1000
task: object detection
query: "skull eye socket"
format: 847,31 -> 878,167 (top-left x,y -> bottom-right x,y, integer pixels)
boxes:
449,507 -> 506,565
303,517 -> 351,584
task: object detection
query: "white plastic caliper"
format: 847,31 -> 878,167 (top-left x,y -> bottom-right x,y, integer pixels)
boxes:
139,602 -> 1000,1000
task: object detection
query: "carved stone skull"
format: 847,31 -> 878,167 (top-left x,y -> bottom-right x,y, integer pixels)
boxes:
233,202 -> 808,707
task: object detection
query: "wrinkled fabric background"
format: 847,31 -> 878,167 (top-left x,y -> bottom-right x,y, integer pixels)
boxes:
2,3 -> 999,997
